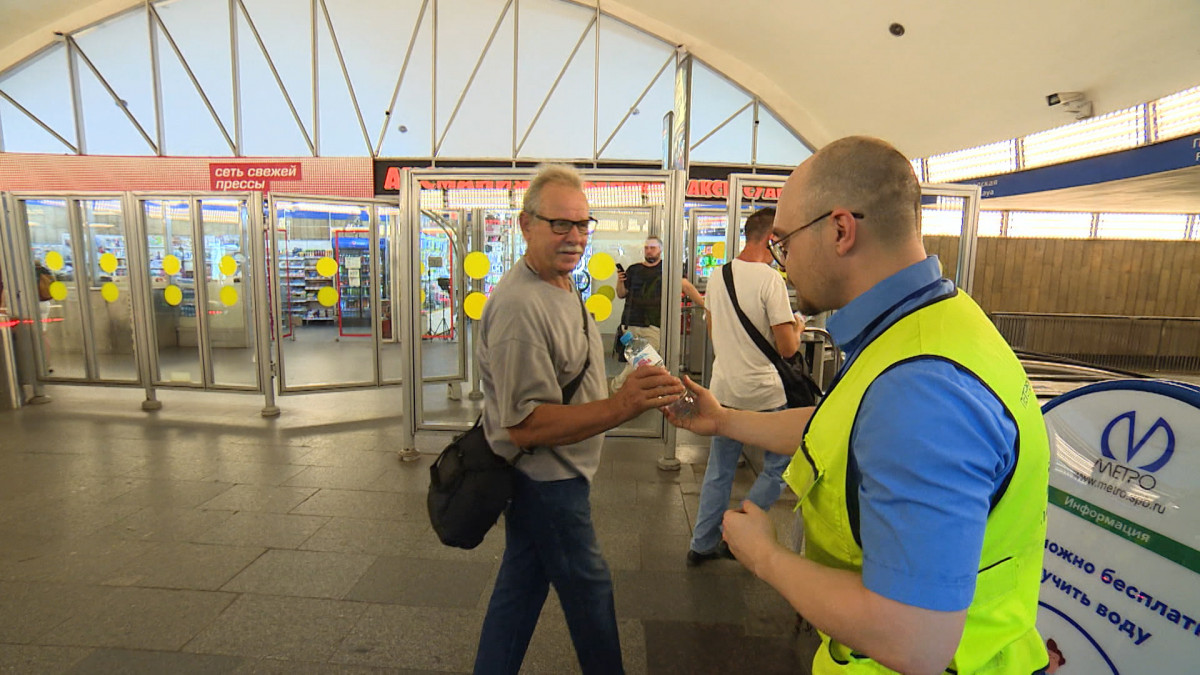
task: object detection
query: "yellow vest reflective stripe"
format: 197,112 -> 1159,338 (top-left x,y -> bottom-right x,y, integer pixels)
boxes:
783,291 -> 1050,674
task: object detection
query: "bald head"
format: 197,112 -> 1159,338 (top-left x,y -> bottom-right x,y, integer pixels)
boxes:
782,136 -> 921,246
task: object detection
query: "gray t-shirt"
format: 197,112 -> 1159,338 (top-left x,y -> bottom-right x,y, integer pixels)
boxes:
477,257 -> 607,482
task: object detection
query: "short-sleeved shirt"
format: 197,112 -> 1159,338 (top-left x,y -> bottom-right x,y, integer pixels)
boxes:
827,256 -> 1018,612
621,262 -> 663,327
706,259 -> 794,411
477,257 -> 608,482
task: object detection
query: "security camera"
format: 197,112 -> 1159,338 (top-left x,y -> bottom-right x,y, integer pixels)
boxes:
1046,92 -> 1093,120
1046,92 -> 1085,107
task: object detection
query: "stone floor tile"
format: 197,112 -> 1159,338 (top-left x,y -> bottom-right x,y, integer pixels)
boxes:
106,480 -> 236,509
0,537 -> 159,584
200,462 -> 310,487
300,518 -> 436,557
290,490 -> 428,521
344,556 -> 495,608
641,620 -> 809,674
232,659 -> 441,674
103,542 -> 266,590
183,594 -> 367,662
0,581 -> 112,644
199,485 -> 319,513
330,605 -> 483,672
65,648 -> 248,674
221,549 -> 375,599
612,570 -> 748,624
95,506 -> 236,542
191,512 -> 330,549
0,644 -> 92,674
39,587 -> 237,651
282,467 -> 390,491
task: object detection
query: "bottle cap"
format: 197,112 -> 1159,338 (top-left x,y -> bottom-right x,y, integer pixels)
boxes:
620,331 -> 632,345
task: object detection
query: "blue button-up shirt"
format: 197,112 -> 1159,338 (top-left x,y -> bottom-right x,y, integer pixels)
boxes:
826,256 -> 1017,612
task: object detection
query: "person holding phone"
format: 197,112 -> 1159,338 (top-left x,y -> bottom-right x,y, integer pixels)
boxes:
611,237 -> 703,391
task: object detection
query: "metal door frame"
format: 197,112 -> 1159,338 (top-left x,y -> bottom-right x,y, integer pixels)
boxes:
918,183 -> 983,294
6,191 -> 141,386
268,193 -> 401,394
130,192 -> 273,408
417,207 -> 468,385
403,168 -> 687,458
726,174 -> 983,293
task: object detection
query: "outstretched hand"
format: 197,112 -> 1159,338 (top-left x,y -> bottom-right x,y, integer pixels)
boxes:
613,365 -> 685,421
661,375 -> 725,436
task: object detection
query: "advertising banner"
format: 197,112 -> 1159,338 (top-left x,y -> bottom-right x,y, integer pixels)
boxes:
0,154 -> 372,198
1039,380 -> 1200,673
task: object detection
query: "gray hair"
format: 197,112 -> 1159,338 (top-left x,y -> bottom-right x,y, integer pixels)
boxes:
522,163 -> 584,214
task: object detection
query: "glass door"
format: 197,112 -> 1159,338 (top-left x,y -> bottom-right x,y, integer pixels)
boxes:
405,169 -> 686,440
14,196 -> 139,383
270,196 -> 394,392
138,195 -> 260,390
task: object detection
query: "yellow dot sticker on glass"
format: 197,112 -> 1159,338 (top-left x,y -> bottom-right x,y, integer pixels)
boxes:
99,253 -> 119,274
45,251 -> 64,271
219,286 -> 238,306
585,294 -> 612,321
219,255 -> 238,276
596,285 -> 615,300
587,252 -> 616,280
464,252 -> 491,280
712,242 -> 727,259
163,285 -> 183,306
464,292 -> 487,320
317,286 -> 339,307
315,256 -> 338,278
420,289 -> 426,304
48,281 -> 68,301
162,254 -> 182,276
100,282 -> 119,303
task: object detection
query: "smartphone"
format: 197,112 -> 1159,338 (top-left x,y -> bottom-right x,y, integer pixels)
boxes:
615,263 -> 624,273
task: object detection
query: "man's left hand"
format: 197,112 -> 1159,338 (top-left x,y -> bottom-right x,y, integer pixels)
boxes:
723,500 -> 783,578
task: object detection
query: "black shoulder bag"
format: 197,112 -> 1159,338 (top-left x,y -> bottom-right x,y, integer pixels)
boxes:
428,291 -> 590,549
721,263 -> 822,408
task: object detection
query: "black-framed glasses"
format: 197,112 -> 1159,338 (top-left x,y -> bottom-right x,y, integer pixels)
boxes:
768,210 -> 864,266
532,213 -> 598,235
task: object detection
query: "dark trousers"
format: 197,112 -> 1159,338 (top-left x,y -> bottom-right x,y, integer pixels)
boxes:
473,472 -> 624,675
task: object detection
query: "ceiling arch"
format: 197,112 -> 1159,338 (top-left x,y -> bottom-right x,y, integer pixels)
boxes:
2,0 -> 1199,159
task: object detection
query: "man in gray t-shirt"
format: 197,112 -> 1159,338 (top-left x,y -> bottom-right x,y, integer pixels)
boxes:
473,164 -> 684,675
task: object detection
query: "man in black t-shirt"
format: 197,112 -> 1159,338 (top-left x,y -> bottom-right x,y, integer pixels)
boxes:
612,236 -> 703,391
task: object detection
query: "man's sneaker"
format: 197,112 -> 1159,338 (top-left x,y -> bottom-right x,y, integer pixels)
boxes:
686,542 -> 735,567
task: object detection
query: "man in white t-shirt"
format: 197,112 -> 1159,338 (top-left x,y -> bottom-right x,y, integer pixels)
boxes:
687,207 -> 804,565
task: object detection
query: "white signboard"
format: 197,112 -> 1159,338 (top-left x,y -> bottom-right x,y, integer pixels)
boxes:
1039,380 -> 1200,673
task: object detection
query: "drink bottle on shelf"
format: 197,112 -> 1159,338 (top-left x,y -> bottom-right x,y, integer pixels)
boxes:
619,332 -> 698,418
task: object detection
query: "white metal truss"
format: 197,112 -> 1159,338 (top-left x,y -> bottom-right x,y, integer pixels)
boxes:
0,0 -> 811,163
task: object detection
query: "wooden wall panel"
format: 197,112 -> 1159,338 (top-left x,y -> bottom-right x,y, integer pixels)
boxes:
924,236 -> 1200,317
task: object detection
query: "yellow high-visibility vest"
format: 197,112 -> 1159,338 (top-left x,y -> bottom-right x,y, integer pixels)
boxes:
784,291 -> 1049,674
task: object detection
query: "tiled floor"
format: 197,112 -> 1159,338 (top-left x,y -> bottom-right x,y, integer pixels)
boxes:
0,385 -> 818,674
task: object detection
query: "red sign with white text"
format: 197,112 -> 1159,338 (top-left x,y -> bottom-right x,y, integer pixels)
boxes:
209,161 -> 303,191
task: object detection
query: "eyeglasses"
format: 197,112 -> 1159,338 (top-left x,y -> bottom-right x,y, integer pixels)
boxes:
532,213 -> 598,235
768,210 -> 864,266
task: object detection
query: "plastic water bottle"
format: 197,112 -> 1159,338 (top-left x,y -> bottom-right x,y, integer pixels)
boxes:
619,332 -> 698,417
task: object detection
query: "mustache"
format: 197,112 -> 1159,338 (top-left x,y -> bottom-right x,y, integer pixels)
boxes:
558,246 -> 584,254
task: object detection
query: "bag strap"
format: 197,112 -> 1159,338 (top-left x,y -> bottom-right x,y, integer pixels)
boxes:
561,287 -> 591,405
722,262 -> 790,373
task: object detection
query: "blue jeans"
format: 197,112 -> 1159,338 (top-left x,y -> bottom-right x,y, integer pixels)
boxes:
690,411 -> 791,554
474,472 -> 623,675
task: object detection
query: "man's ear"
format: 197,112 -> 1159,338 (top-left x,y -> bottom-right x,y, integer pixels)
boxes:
518,211 -> 531,234
831,210 -> 857,257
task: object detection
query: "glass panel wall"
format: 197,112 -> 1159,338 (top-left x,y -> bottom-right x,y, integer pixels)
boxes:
23,199 -> 86,379
143,198 -> 202,385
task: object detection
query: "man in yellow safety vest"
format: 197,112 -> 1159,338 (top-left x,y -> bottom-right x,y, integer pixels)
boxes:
667,136 -> 1050,674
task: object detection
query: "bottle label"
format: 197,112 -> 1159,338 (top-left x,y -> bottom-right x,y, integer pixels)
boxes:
629,346 -> 660,368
